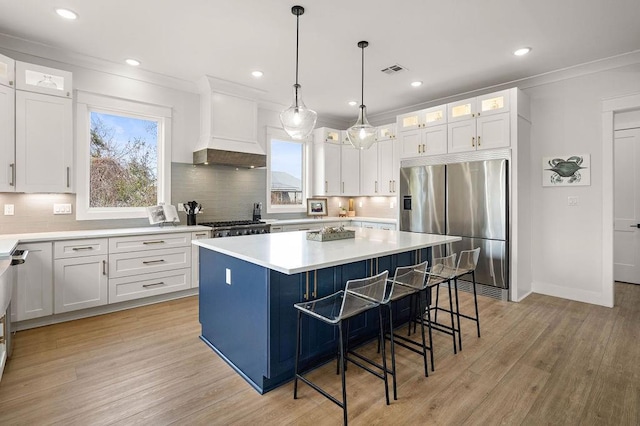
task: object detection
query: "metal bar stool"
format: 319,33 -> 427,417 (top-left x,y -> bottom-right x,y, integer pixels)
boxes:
451,248 -> 482,347
384,261 -> 431,398
293,270 -> 390,425
424,253 -> 460,355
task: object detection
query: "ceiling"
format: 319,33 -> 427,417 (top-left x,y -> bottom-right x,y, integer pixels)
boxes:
0,0 -> 639,122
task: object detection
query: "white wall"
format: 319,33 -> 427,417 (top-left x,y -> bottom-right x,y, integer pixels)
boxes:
525,63 -> 640,306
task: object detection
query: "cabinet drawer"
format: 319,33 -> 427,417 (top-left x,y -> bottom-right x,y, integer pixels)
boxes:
108,247 -> 191,278
108,268 -> 191,303
54,239 -> 108,259
109,233 -> 190,253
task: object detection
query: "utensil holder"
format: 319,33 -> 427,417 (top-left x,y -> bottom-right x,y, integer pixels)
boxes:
187,214 -> 197,226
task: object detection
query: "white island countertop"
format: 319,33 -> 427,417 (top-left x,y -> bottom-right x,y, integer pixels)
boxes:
194,228 -> 460,275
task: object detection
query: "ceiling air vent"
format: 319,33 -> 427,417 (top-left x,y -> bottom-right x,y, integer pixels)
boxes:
381,64 -> 407,75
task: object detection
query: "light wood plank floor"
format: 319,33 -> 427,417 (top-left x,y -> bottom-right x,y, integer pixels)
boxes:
0,283 -> 638,425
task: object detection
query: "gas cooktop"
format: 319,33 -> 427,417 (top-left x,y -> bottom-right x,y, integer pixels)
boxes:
200,220 -> 265,228
199,220 -> 270,237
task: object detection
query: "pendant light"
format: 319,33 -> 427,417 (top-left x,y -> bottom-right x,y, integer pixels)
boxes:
347,41 -> 376,150
280,5 -> 317,140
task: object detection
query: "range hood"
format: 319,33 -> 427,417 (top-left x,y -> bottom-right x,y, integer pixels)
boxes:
193,148 -> 266,168
195,75 -> 268,168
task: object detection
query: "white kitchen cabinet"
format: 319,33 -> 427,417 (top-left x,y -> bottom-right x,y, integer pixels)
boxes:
397,105 -> 447,132
341,143 -> 360,195
0,83 -> 15,192
54,255 -> 108,313
313,128 -> 341,196
15,61 -> 72,98
53,239 -> 108,314
447,90 -> 510,153
15,90 -> 73,192
108,233 -> 191,303
376,123 -> 396,142
191,230 -> 210,288
0,53 -> 15,88
360,142 -> 378,195
318,128 -> 341,143
12,242 -> 53,322
378,138 -> 400,195
398,105 -> 448,159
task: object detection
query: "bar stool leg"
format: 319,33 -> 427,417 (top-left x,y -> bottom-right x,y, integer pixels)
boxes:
387,303 -> 398,400
378,306 -> 390,405
472,271 -> 481,337
294,310 -> 302,399
338,322 -> 348,425
417,290 -> 428,377
434,284 -> 441,323
424,295 -> 435,372
453,277 -> 462,350
446,280 -> 457,354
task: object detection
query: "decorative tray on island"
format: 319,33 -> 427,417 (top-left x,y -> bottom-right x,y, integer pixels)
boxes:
306,226 -> 355,242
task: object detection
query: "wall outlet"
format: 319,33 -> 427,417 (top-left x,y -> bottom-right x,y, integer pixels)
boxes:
568,196 -> 578,206
4,204 -> 14,215
53,203 -> 73,214
177,203 -> 184,212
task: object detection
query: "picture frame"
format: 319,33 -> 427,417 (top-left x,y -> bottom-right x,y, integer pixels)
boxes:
542,154 -> 591,187
306,198 -> 328,217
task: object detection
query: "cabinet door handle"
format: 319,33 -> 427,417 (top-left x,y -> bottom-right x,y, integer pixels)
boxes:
389,180 -> 392,192
342,182 -> 344,193
417,144 -> 421,154
422,143 -> 426,152
66,167 -> 70,188
195,233 -> 207,237
392,180 -> 396,192
72,246 -> 94,251
325,180 -> 328,193
142,259 -> 165,265
304,272 -> 310,300
102,260 -> 107,275
143,282 -> 165,288
478,136 -> 481,146
143,240 -> 165,245
312,270 -> 317,298
9,163 -> 15,186
472,137 -> 475,147
375,181 -> 378,193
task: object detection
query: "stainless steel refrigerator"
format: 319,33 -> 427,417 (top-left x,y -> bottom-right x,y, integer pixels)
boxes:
400,159 -> 508,289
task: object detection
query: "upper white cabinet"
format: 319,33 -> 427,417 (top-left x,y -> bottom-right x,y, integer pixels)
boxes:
313,128 -> 341,196
447,90 -> 510,153
0,82 -> 15,192
0,53 -> 15,88
341,142 -> 360,195
375,123 -> 396,142
15,62 -> 72,98
360,142 -> 378,195
15,90 -> 73,192
398,105 -> 448,158
360,138 -> 400,196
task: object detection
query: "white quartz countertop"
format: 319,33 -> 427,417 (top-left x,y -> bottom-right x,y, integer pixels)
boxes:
0,225 -> 212,258
194,228 -> 460,275
265,217 -> 397,226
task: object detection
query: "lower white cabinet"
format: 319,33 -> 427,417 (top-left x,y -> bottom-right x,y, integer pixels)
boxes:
13,242 -> 53,321
191,230 -> 210,288
109,268 -> 191,303
54,239 -> 108,313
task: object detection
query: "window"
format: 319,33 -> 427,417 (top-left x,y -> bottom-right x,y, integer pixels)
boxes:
267,127 -> 307,213
76,92 -> 172,220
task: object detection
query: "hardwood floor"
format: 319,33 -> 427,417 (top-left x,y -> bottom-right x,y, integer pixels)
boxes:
0,283 -> 638,425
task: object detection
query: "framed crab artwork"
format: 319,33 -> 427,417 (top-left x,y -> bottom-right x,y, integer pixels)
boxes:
542,154 -> 591,186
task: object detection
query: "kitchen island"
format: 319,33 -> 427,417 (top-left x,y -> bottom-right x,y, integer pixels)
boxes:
194,228 -> 460,393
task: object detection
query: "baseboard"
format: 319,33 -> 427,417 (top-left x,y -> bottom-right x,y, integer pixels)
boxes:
531,281 -> 613,308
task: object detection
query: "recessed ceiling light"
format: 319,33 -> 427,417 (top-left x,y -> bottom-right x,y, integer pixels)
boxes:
55,8 -> 78,20
513,47 -> 532,56
251,71 -> 263,78
348,101 -> 358,106
411,81 -> 423,87
125,58 -> 141,66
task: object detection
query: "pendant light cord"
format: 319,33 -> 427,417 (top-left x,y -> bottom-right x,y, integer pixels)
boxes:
360,44 -> 365,107
295,12 -> 300,86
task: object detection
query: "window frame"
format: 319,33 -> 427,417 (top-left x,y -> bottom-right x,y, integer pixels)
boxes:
266,126 -> 309,214
75,91 -> 172,221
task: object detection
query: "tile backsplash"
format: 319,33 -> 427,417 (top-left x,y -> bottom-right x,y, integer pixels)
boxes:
0,162 -> 396,235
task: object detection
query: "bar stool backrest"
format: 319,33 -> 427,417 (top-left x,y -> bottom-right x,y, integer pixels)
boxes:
456,247 -> 481,276
428,253 -> 457,283
346,270 -> 390,304
392,261 -> 428,292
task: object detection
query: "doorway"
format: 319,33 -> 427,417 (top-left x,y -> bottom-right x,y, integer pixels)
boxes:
614,122 -> 640,284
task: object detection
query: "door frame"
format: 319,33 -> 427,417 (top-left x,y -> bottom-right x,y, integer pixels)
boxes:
602,92 -> 640,307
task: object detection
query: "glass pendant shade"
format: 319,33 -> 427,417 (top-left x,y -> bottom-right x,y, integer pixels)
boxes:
280,83 -> 317,140
347,106 -> 376,150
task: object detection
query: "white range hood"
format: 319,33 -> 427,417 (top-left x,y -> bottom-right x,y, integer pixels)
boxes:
195,75 -> 267,168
